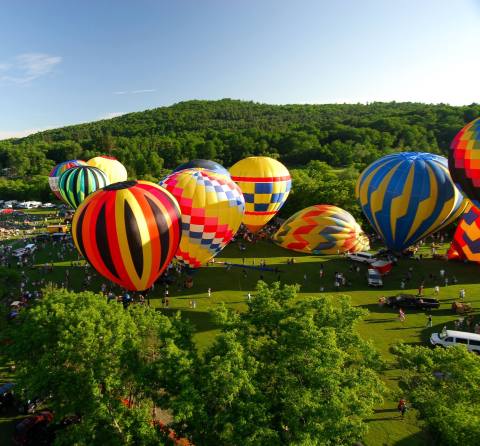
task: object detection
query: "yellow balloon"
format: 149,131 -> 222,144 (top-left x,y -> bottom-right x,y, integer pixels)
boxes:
229,157 -> 291,232
87,155 -> 128,184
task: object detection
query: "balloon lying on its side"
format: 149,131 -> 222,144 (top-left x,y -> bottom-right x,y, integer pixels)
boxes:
159,169 -> 245,268
58,166 -> 109,209
72,180 -> 181,291
356,152 -> 467,252
87,155 -> 128,184
448,204 -> 480,263
229,156 -> 291,233
449,117 -> 480,208
49,160 -> 87,200
273,205 -> 370,254
172,159 -> 230,176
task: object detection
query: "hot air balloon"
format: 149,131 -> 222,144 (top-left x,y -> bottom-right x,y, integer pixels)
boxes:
448,204 -> 480,263
159,169 -> 245,268
72,180 -> 181,291
172,159 -> 230,176
87,155 -> 128,184
356,152 -> 467,252
229,156 -> 291,233
449,117 -> 480,207
58,166 -> 109,209
49,160 -> 87,200
273,205 -> 370,255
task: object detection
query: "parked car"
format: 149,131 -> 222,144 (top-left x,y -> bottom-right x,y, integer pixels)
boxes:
346,252 -> 377,264
386,294 -> 440,310
41,203 -> 55,208
12,410 -> 53,445
430,330 -> 480,353
367,269 -> 383,287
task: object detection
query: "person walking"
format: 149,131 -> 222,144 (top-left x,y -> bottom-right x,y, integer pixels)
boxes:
434,285 -> 440,296
208,288 -> 212,298
459,288 -> 466,300
399,308 -> 406,324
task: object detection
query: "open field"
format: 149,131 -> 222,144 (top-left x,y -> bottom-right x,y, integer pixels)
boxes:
1,212 -> 479,445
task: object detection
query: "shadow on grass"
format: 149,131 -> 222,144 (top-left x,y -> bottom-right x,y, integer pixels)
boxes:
157,308 -> 217,334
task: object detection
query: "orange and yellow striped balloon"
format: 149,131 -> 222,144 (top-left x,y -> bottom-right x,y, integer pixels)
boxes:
72,180 -> 181,291
229,157 -> 291,233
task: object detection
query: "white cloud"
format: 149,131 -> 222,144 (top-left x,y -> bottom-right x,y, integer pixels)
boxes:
0,53 -> 61,84
0,126 -> 55,140
113,89 -> 156,95
98,112 -> 125,120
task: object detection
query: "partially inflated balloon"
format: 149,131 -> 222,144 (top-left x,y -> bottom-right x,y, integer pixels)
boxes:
229,157 -> 291,233
448,204 -> 480,263
49,160 -> 87,200
172,159 -> 230,176
449,117 -> 480,207
72,181 -> 181,291
87,156 -> 128,184
273,205 -> 370,255
58,166 -> 109,209
159,169 -> 245,267
356,152 -> 467,252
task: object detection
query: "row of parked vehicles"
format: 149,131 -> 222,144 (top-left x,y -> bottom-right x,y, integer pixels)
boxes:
0,200 -> 56,209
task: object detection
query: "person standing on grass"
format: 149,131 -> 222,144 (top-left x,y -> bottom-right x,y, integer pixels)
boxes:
426,314 -> 432,328
459,288 -> 466,300
399,308 -> 406,323
208,287 -> 211,297
434,285 -> 440,296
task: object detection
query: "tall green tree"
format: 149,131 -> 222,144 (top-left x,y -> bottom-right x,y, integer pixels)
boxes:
394,343 -> 480,446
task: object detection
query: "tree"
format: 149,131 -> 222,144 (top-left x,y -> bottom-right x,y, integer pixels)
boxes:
164,282 -> 384,446
5,286 -> 192,446
394,343 -> 480,446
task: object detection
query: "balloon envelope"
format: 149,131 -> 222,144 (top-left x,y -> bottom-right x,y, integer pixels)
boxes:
87,155 -> 128,184
356,152 -> 466,252
448,204 -> 480,263
449,117 -> 480,208
172,159 -> 230,176
58,166 -> 109,209
159,169 -> 245,267
229,156 -> 291,233
273,205 -> 370,254
72,180 -> 181,291
49,160 -> 86,200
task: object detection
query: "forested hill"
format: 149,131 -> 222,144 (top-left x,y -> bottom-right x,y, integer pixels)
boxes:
0,99 -> 478,211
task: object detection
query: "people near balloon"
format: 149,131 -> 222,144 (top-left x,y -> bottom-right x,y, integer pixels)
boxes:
172,159 -> 230,176
58,166 -> 110,209
449,117 -> 480,208
273,205 -> 370,255
229,156 -> 291,233
356,152 -> 467,253
159,168 -> 245,268
448,204 -> 480,263
87,155 -> 128,184
49,160 -> 87,200
72,180 -> 181,291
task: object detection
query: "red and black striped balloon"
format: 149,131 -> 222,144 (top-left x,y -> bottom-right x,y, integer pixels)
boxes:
72,180 -> 181,291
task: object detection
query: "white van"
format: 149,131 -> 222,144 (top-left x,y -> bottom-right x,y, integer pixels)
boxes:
346,252 -> 377,264
430,330 -> 480,353
24,244 -> 37,254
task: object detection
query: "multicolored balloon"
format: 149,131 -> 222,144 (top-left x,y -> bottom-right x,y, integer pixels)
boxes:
273,205 -> 370,255
159,169 -> 245,268
58,166 -> 109,209
72,180 -> 181,291
356,152 -> 467,252
448,204 -> 480,263
229,156 -> 291,233
49,160 -> 86,200
172,159 -> 230,176
87,155 -> 128,184
449,117 -> 480,207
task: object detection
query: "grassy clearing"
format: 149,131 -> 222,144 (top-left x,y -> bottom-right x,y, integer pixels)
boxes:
1,217 -> 478,445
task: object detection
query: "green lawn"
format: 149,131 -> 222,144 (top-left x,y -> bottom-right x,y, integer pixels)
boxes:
2,223 -> 479,445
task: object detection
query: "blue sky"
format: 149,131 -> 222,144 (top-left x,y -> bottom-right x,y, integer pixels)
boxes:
1,0 -> 479,139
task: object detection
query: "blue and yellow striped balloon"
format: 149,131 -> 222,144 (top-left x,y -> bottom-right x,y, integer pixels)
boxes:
356,152 -> 467,252
59,166 -> 110,209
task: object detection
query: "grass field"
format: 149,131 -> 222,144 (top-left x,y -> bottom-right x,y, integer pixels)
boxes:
1,214 -> 479,445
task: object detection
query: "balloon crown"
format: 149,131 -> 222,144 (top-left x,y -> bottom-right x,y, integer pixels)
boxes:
104,180 -> 137,190
99,155 -> 118,160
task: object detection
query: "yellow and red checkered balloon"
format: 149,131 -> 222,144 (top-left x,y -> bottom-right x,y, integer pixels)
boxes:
448,204 -> 480,263
229,157 -> 291,233
273,205 -> 370,254
160,169 -> 245,268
